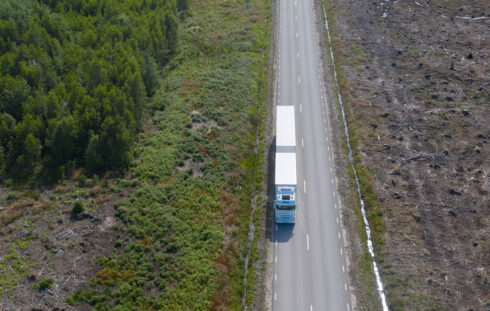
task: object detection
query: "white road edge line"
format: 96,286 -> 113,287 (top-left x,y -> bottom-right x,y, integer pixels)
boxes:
300,104 -> 302,112
347,303 -> 350,311
306,234 -> 310,251
274,292 -> 277,301
275,256 -> 277,263
338,232 -> 341,239
344,283 -> 347,291
310,305 -> 313,311
296,32 -> 299,38
340,248 -> 343,255
342,265 -> 345,272
302,138 -> 304,148
274,274 -> 277,281
336,217 -> 339,224
298,76 -> 301,84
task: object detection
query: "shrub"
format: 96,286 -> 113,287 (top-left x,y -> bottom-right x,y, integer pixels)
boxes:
71,201 -> 85,218
35,278 -> 54,291
76,174 -> 87,186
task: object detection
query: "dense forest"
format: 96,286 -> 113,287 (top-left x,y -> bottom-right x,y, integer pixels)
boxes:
0,0 -> 187,181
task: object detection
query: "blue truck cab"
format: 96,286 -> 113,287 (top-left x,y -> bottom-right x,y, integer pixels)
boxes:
274,184 -> 296,223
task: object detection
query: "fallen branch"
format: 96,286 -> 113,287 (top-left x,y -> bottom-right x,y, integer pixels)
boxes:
408,153 -> 435,161
455,16 -> 489,21
380,127 -> 402,140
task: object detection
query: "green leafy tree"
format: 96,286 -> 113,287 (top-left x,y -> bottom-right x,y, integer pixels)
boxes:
7,113 -> 43,170
177,0 -> 189,13
0,75 -> 30,120
85,132 -> 104,173
128,72 -> 146,129
0,146 -> 5,174
141,52 -> 159,97
0,113 -> 15,149
46,116 -> 79,167
14,132 -> 41,179
86,116 -> 133,173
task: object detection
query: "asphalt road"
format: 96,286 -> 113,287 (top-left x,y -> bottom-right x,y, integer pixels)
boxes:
272,0 -> 352,308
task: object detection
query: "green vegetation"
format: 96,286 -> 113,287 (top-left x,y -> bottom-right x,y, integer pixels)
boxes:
63,0 -> 270,309
0,234 -> 34,297
0,0 -> 182,180
0,0 -> 269,307
34,277 -> 53,291
71,200 -> 85,218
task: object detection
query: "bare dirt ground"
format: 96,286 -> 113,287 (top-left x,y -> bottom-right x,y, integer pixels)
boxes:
0,174 -> 129,310
325,0 -> 489,309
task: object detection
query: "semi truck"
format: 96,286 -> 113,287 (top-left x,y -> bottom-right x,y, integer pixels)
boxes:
274,106 -> 297,223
